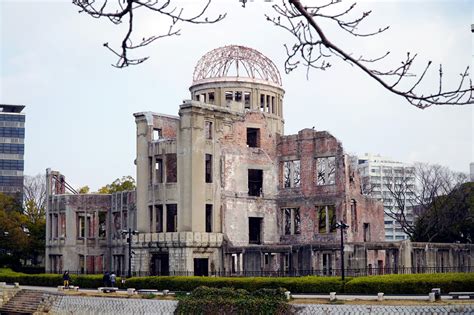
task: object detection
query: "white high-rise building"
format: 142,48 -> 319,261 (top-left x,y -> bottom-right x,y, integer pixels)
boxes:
357,153 -> 416,241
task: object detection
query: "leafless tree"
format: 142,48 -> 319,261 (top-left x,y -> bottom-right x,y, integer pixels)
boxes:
72,0 -> 225,68
266,0 -> 473,108
73,0 -> 473,108
384,163 -> 468,238
23,174 -> 47,221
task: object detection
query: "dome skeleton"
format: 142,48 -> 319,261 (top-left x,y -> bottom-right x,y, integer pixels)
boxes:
193,45 -> 282,86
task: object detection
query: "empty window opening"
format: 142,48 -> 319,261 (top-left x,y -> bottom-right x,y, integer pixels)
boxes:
166,204 -> 177,232
208,92 -> 215,104
248,217 -> 262,244
166,154 -> 177,183
235,91 -> 242,102
316,156 -> 336,185
244,92 -> 251,109
98,211 -> 106,238
283,160 -> 300,188
271,96 -> 276,113
317,205 -> 336,233
225,91 -> 233,102
155,158 -> 163,183
156,205 -> 163,233
246,128 -> 260,148
78,214 -> 85,238
59,213 -> 66,238
264,253 -> 270,265
283,208 -> 301,235
153,128 -> 162,141
248,169 -> 263,197
260,94 -> 265,111
266,95 -> 271,112
205,121 -> 213,140
322,253 -> 332,275
149,205 -> 154,232
194,258 -> 209,276
205,204 -> 212,233
200,94 -> 206,102
205,154 -> 213,183
363,223 -> 370,242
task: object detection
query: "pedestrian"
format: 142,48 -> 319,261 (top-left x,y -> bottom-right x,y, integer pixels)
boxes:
62,271 -> 70,288
103,271 -> 110,287
110,272 -> 116,287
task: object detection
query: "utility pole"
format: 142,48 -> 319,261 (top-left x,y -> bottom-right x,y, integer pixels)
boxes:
122,228 -> 138,278
335,221 -> 349,281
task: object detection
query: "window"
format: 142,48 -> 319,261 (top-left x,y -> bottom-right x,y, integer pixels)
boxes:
166,204 -> 177,232
59,213 -> 66,238
205,204 -> 212,233
166,154 -> 177,183
260,94 -> 265,111
208,92 -> 215,104
235,91 -> 242,102
248,217 -> 262,244
225,91 -> 233,102
246,128 -> 260,148
282,208 -> 301,235
78,214 -> 85,238
248,169 -> 263,197
363,223 -> 370,242
155,158 -> 163,183
98,212 -> 106,238
205,121 -> 213,140
316,156 -> 336,185
316,205 -> 336,233
283,160 -> 300,188
53,214 -> 58,238
244,92 -> 251,109
156,205 -> 163,233
205,154 -> 213,183
153,128 -> 162,140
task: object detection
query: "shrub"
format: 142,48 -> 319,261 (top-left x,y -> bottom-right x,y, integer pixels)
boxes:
175,286 -> 294,315
344,273 -> 474,294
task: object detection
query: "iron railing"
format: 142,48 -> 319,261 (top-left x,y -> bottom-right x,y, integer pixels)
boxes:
57,266 -> 473,277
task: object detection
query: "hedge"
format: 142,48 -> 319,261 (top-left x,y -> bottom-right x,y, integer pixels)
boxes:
175,286 -> 294,315
1,268 -> 473,294
125,275 -> 344,293
344,273 -> 474,294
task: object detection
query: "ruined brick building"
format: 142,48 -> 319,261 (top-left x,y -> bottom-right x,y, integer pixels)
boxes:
45,46 -> 473,276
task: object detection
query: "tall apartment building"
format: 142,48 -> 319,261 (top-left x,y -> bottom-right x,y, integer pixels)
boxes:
0,104 -> 25,199
357,153 -> 415,241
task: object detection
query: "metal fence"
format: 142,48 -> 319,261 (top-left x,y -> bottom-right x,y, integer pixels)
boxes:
61,266 -> 473,277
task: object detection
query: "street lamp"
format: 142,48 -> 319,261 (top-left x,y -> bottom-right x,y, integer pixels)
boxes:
121,228 -> 138,278
335,221 -> 349,281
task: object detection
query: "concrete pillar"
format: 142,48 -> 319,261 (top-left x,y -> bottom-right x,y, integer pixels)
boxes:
136,114 -> 152,232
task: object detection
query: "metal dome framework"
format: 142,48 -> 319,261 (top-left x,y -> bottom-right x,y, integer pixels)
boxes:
193,45 -> 282,86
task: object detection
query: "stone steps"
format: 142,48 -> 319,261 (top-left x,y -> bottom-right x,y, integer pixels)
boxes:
0,289 -> 48,314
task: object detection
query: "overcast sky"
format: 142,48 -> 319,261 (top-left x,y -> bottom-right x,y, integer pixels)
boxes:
1,0 -> 472,190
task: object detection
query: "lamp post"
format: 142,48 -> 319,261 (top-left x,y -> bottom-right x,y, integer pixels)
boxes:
122,228 -> 138,278
335,221 -> 349,281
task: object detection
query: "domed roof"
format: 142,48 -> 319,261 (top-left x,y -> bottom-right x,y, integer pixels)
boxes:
192,45 -> 282,87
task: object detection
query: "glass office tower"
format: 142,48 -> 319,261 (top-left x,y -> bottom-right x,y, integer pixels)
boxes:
0,104 -> 25,199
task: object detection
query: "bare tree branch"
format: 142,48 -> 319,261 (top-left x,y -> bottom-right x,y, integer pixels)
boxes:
266,0 -> 473,108
72,0 -> 226,68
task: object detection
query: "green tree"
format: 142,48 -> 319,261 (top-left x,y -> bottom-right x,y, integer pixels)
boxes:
78,186 -> 90,194
98,176 -> 136,194
412,182 -> 474,243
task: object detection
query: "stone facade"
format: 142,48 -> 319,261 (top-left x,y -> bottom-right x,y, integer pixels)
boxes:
45,46 -> 473,276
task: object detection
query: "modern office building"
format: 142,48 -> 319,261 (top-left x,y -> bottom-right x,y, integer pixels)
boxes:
357,153 -> 415,241
0,104 -> 25,199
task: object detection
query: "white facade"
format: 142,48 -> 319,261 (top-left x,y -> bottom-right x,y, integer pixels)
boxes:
357,153 -> 415,241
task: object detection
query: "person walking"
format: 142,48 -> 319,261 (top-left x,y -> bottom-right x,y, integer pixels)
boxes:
110,272 -> 116,287
103,271 -> 110,287
62,271 -> 70,288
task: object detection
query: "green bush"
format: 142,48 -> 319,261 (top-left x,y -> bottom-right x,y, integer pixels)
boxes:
125,275 -> 343,293
175,286 -> 294,315
344,273 -> 474,294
